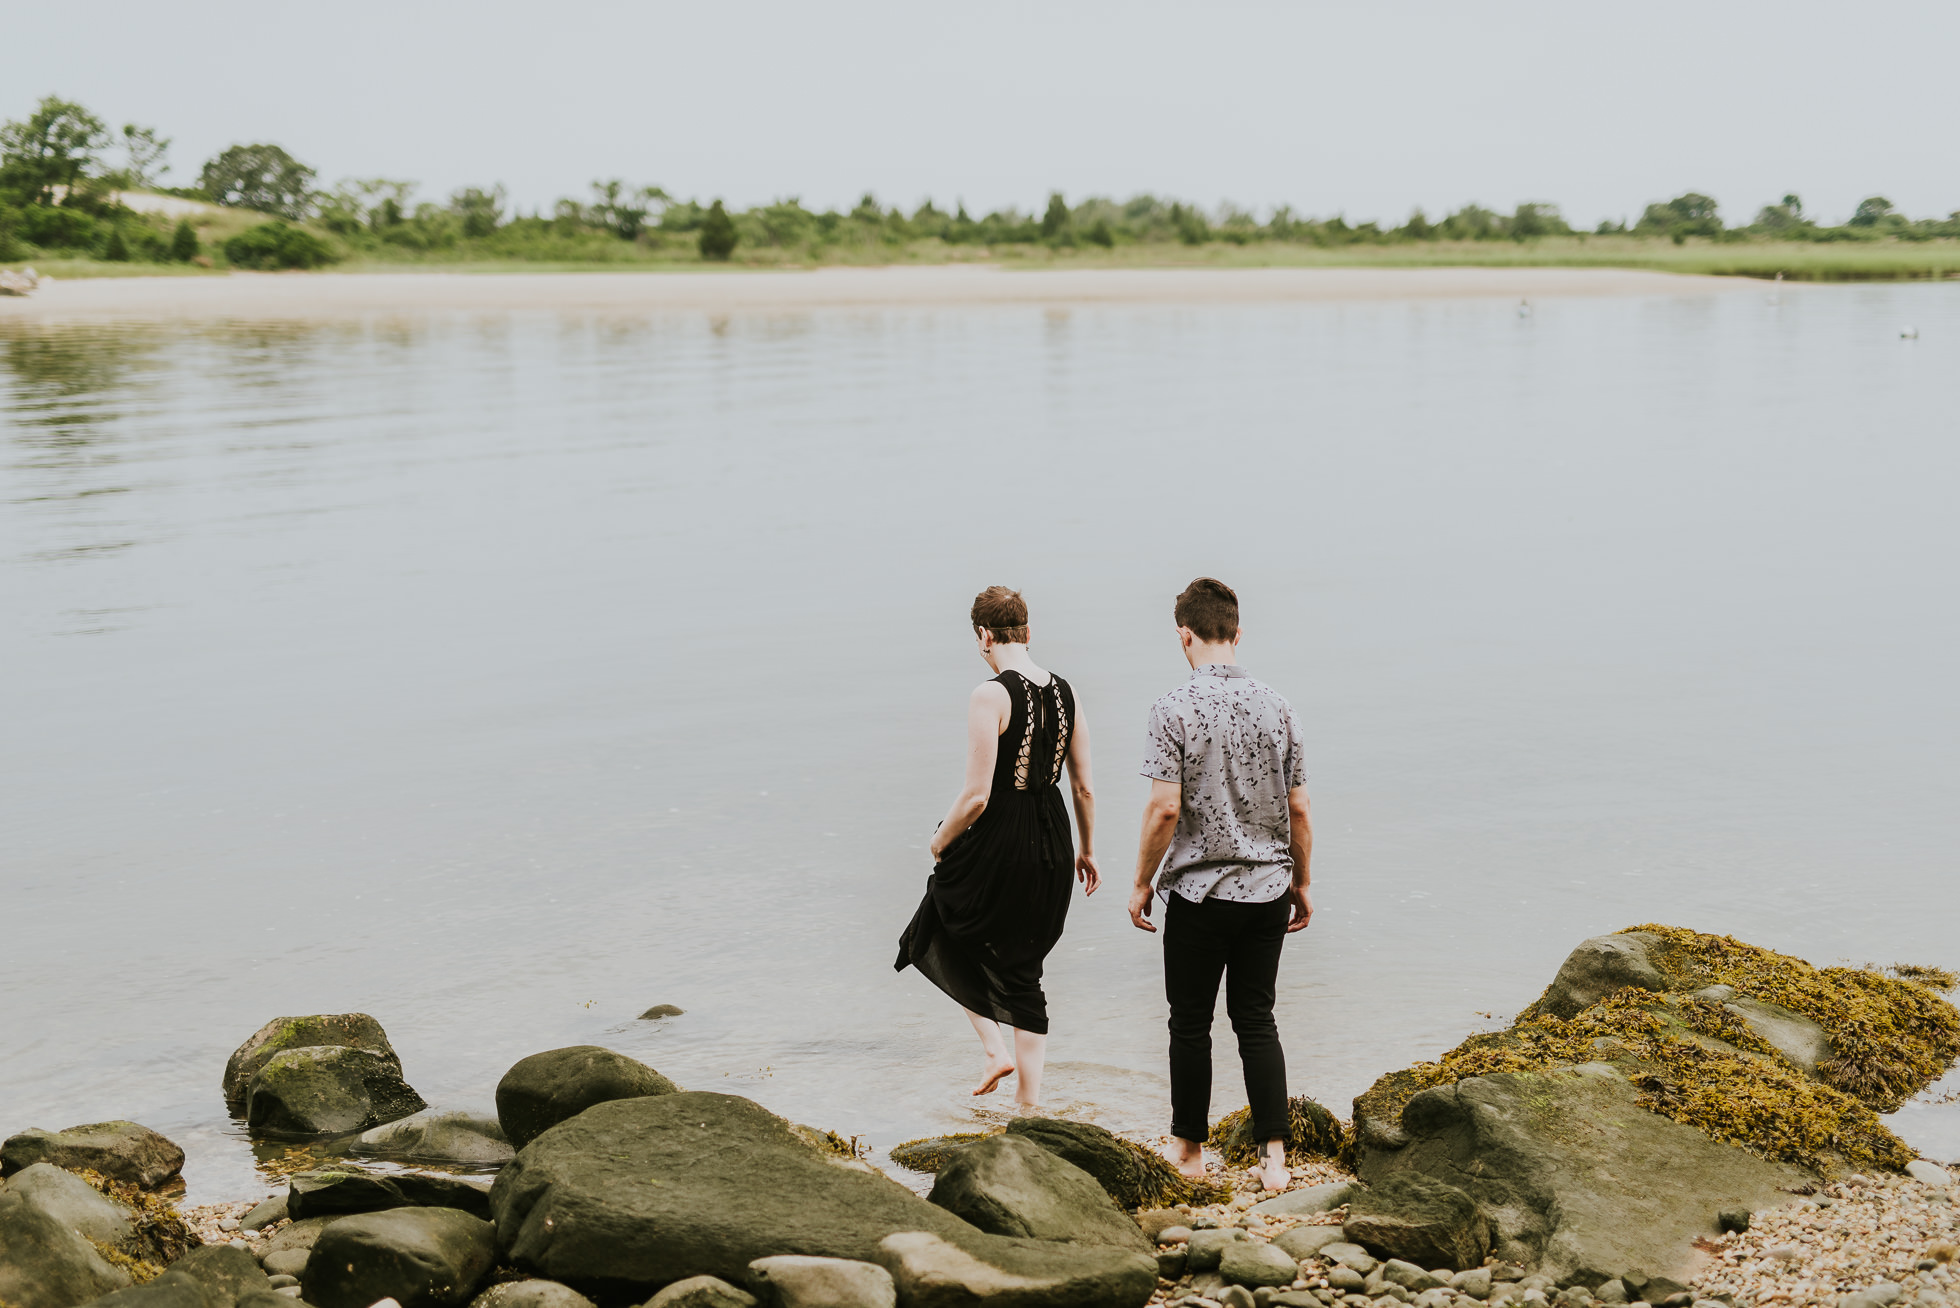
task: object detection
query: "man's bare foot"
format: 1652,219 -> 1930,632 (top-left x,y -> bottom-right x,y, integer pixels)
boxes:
1164,1137 -> 1207,1180
973,1057 -> 1016,1095
1255,1140 -> 1290,1192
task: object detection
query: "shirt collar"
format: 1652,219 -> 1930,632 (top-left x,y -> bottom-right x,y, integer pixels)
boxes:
1193,663 -> 1248,679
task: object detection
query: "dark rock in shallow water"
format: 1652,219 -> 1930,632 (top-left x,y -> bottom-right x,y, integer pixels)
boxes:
301,1208 -> 495,1308
353,1111 -> 512,1167
872,1230 -> 1156,1308
642,1278 -> 754,1308
287,1168 -> 491,1220
1357,1066 -> 1807,1281
636,1005 -> 685,1021
927,1135 -> 1151,1253
239,1197 -> 286,1232
225,1016 -> 404,1115
1343,1172 -> 1490,1271
1,1122 -> 186,1191
247,1047 -> 428,1137
0,1186 -> 133,1308
488,1093 -> 1153,1303
493,1047 -> 677,1150
467,1279 -> 594,1308
886,1133 -> 992,1174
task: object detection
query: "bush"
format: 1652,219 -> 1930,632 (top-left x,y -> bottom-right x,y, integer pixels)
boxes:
169,219 -> 198,261
223,220 -> 336,269
18,202 -> 103,250
103,226 -> 129,261
697,199 -> 737,260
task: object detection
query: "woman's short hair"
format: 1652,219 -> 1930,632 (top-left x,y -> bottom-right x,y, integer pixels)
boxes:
1174,577 -> 1239,642
971,585 -> 1030,643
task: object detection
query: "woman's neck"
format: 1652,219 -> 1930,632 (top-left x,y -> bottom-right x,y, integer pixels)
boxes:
988,645 -> 1044,679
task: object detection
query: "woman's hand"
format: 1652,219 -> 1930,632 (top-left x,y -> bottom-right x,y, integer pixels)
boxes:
1076,852 -> 1101,896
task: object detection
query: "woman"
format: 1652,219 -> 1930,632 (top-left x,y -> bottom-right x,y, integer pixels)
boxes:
896,585 -> 1100,1111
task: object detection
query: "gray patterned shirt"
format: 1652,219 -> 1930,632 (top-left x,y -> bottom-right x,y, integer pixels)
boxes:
1141,664 -> 1308,904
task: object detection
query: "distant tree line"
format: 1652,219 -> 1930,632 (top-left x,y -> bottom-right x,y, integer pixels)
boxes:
5,94 -> 1959,270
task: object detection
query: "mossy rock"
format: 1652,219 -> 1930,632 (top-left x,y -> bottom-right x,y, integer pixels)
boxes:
1208,1095 -> 1347,1167
1003,1118 -> 1228,1210
887,1132 -> 997,1174
225,1016 -> 404,1115
247,1047 -> 429,1138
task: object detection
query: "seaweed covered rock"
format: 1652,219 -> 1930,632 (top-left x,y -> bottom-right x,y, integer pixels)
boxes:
0,1186 -> 133,1308
354,1110 -> 512,1167
1003,1118 -> 1206,1210
301,1207 -> 496,1308
887,1133 -> 994,1174
224,1016 -> 404,1115
246,1047 -> 428,1137
1,1123 -> 185,1191
1208,1095 -> 1346,1166
493,1047 -> 677,1150
926,1135 -> 1151,1253
1,1163 -> 196,1269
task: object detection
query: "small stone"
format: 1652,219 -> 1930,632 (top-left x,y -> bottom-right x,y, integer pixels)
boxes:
1221,1289 -> 1257,1308
1220,1242 -> 1301,1289
267,1276 -> 299,1289
262,1251 -> 310,1278
1162,1225 -> 1196,1245
1907,1162 -> 1955,1188
219,1219 -> 242,1232
638,1004 -> 685,1020
1452,1270 -> 1493,1301
1161,1249 -> 1191,1279
241,1196 -> 288,1231
1717,1208 -> 1751,1233
1189,1229 -> 1250,1272
275,1289 -> 304,1299
1595,1280 -> 1629,1304
1767,1244 -> 1805,1263
1276,1226 -> 1348,1261
1331,1269 -> 1369,1293
644,1276 -> 758,1308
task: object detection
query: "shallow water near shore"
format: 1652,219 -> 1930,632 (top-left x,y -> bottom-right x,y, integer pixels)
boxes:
3,282 -> 1958,1201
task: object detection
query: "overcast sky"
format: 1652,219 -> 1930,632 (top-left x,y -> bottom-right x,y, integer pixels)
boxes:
12,1 -> 1959,227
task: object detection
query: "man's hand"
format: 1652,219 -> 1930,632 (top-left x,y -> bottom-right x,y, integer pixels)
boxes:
1128,881 -> 1157,932
1077,853 -> 1102,896
1285,883 -> 1313,933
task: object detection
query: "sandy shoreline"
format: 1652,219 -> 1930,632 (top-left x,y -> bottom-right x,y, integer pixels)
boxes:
0,265 -> 1759,321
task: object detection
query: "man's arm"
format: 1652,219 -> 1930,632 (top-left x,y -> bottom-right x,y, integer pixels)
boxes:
1128,778 -> 1182,932
1284,784 -> 1313,933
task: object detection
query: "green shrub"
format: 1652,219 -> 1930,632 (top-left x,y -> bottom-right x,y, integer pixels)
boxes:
103,227 -> 130,261
169,219 -> 198,261
697,199 -> 737,261
223,220 -> 336,269
18,203 -> 102,250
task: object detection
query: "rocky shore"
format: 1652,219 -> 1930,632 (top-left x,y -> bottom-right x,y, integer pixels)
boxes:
2,926 -> 1955,1308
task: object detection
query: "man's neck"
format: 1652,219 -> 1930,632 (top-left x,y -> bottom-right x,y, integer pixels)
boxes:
1184,641 -> 1238,670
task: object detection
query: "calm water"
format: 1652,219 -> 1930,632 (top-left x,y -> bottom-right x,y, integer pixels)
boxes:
4,284 -> 1958,1201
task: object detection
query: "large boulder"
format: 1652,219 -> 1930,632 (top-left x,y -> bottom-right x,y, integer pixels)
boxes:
872,1230 -> 1156,1308
1,1164 -> 139,1246
1358,1065 -> 1809,1282
170,1245 -> 272,1308
927,1136 -> 1150,1253
354,1111 -> 512,1167
70,1270 -> 215,1308
287,1168 -> 492,1220
246,1047 -> 428,1137
1535,934 -> 1669,1021
1,1123 -> 186,1191
488,1093 -> 1153,1303
1342,1172 -> 1489,1270
300,1207 -> 496,1308
1001,1119 -> 1159,1209
493,1047 -> 676,1150
224,1016 -> 405,1115
0,1186 -> 133,1308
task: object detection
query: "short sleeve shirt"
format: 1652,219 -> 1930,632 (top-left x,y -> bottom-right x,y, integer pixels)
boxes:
1141,664 -> 1308,903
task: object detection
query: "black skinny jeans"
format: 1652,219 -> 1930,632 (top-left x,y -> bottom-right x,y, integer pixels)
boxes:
1164,890 -> 1291,1145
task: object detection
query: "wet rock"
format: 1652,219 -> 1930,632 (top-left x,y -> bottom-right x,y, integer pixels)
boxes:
173,1244 -> 274,1307
300,1207 -> 495,1308
1274,1224 -> 1347,1260
493,1047 -> 677,1150
287,1168 -> 491,1221
1,1123 -> 186,1191
466,1279 -> 594,1308
1003,1118 -> 1158,1209
0,1186 -> 133,1308
247,1048 -> 427,1137
354,1112 -> 512,1168
0,1164 -> 137,1246
871,1229 -> 1156,1308
636,1005 -> 685,1021
1253,1181 -> 1355,1219
927,1135 -> 1151,1253
1186,1228 -> 1247,1271
225,1016 -> 405,1115
642,1276 -> 755,1308
748,1255 -> 895,1308
1716,1208 -> 1750,1234
1344,1174 -> 1488,1271
239,1198 -> 286,1233
1219,1241 -> 1298,1288
1535,934 -> 1668,1021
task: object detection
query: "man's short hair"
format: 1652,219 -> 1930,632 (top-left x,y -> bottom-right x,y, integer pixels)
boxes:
1174,577 -> 1239,643
971,585 -> 1030,643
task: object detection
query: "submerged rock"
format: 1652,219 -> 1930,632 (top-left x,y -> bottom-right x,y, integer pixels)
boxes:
1,1122 -> 186,1191
636,1005 -> 685,1021
247,1047 -> 427,1137
0,1186 -> 133,1308
493,1047 -> 677,1150
301,1208 -> 495,1308
926,1135 -> 1151,1252
353,1111 -> 511,1167
225,1016 -> 405,1116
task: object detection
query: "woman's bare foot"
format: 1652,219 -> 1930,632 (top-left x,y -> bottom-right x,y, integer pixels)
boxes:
1164,1136 -> 1207,1180
973,1057 -> 1016,1095
1255,1140 -> 1291,1192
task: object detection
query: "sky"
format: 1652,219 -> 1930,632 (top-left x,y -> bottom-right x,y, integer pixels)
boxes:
10,0 -> 1960,228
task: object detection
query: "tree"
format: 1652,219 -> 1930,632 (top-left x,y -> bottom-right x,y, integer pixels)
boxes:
450,185 -> 506,238
1753,194 -> 1806,233
698,199 -> 737,260
1040,192 -> 1070,241
1849,196 -> 1895,228
588,180 -> 668,239
119,125 -> 171,188
0,96 -> 111,206
169,218 -> 199,261
103,226 -> 129,261
1510,202 -> 1569,240
200,144 -> 316,218
1636,192 -> 1722,240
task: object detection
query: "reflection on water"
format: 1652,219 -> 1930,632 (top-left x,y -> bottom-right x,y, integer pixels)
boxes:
2,290 -> 1958,1201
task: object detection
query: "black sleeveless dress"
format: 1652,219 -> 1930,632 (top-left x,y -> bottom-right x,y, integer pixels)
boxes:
896,670 -> 1077,1034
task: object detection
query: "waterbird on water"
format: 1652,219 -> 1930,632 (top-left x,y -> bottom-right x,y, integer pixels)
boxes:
1900,326 -> 1919,339
1517,299 -> 1532,318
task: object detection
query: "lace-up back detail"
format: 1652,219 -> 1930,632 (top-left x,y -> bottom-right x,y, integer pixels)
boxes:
1005,671 -> 1073,792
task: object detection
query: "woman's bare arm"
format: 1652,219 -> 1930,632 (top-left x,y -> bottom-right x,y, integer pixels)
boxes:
929,681 -> 1009,860
1064,705 -> 1100,894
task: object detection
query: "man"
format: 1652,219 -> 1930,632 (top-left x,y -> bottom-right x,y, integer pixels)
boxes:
1128,577 -> 1312,1192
